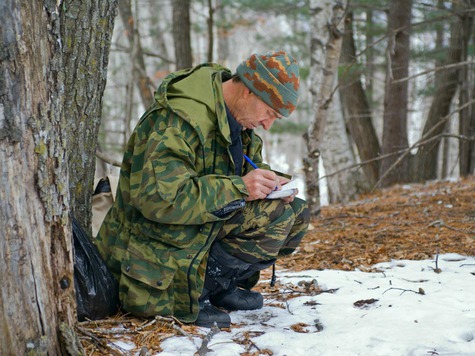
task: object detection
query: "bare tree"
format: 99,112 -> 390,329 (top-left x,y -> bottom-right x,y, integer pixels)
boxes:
338,12 -> 381,187
0,0 -> 117,353
207,0 -> 215,62
118,0 -> 154,108
305,0 -> 346,214
379,0 -> 412,187
173,0 -> 193,69
414,0 -> 474,182
458,1 -> 475,175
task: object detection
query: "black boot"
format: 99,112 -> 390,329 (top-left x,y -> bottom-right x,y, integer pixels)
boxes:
195,299 -> 231,328
209,287 -> 263,311
204,243 -> 273,311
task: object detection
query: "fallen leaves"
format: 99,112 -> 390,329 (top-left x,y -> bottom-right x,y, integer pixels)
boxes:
276,177 -> 475,274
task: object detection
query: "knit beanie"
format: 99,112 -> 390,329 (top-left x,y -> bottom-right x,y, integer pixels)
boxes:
236,50 -> 300,117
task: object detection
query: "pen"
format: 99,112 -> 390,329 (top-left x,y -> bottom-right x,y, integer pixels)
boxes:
243,153 -> 279,191
243,154 -> 259,169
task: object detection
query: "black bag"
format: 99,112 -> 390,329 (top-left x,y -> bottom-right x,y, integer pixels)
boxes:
72,218 -> 120,321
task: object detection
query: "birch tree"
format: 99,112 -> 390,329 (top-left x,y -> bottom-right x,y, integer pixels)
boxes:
304,0 -> 348,212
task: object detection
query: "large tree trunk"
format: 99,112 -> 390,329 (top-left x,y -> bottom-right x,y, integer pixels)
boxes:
413,0 -> 473,181
65,1 -> 118,232
173,0 -> 193,69
379,0 -> 412,187
0,1 -> 117,354
338,12 -> 381,187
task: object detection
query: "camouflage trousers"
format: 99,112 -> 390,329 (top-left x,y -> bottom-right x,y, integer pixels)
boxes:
214,197 -> 310,264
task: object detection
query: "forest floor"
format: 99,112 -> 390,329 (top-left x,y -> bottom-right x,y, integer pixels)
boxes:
270,175 -> 475,274
77,176 -> 475,355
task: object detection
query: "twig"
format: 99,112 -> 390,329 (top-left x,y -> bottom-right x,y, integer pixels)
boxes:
76,326 -> 123,355
392,60 -> 474,84
428,219 -> 475,234
383,287 -> 425,295
195,324 -> 220,356
431,249 -> 442,274
96,149 -> 122,167
285,300 -> 294,315
319,131 -> 474,183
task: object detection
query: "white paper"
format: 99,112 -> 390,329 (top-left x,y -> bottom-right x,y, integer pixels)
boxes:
266,179 -> 298,199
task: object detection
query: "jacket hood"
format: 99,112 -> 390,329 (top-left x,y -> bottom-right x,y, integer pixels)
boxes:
154,63 -> 233,145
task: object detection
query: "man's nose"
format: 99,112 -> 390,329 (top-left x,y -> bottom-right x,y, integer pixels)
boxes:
261,117 -> 275,130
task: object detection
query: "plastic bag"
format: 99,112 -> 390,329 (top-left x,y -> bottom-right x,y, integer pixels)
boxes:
73,218 -> 120,321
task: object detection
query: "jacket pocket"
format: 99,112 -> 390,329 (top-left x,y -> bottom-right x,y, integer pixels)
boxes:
119,247 -> 176,317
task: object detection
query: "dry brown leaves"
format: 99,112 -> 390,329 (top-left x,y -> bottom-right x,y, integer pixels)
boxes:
77,177 -> 475,354
277,176 -> 475,273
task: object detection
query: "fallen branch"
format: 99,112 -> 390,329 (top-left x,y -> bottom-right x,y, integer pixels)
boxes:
195,324 -> 220,356
383,287 -> 425,296
428,219 -> 475,235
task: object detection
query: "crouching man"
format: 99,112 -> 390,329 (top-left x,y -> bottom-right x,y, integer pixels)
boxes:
95,50 -> 310,328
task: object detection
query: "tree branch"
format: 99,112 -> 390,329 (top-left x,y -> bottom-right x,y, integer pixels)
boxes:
95,150 -> 122,167
392,60 -> 474,84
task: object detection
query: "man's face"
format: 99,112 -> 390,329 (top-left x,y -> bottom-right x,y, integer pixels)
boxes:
233,91 -> 283,130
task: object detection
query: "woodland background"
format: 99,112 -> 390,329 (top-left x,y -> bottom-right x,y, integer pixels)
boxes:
98,0 -> 475,214
0,0 -> 474,354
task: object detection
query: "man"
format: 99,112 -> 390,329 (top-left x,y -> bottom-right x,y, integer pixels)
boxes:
95,50 -> 310,328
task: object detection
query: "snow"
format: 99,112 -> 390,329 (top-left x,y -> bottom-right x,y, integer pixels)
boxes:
158,253 -> 475,356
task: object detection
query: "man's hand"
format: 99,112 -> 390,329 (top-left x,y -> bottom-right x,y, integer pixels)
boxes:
242,169 -> 281,201
278,176 -> 298,203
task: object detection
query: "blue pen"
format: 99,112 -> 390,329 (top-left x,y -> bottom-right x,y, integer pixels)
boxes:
243,154 -> 259,169
244,153 -> 279,191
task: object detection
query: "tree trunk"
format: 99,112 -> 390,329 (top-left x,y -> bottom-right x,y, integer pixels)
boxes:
469,77 -> 475,174
207,0 -> 214,62
458,2 -> 475,176
338,12 -> 381,187
64,0 -> 118,231
118,0 -> 154,109
173,0 -> 193,70
379,0 -> 412,187
216,0 -> 230,64
413,0 -> 473,182
0,1 -> 117,354
305,0 -> 346,214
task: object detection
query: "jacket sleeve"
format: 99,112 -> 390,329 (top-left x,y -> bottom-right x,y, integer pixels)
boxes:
129,126 -> 248,225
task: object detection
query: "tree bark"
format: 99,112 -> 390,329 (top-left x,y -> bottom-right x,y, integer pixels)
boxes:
470,76 -> 475,174
379,0 -> 412,187
458,1 -> 475,176
413,0 -> 473,181
118,0 -> 154,109
338,12 -> 381,187
207,0 -> 214,62
63,0 -> 118,231
173,0 -> 193,70
0,0 -> 117,354
305,0 -> 346,213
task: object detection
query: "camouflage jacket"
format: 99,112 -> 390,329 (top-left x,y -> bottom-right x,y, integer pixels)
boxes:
95,63 -> 269,322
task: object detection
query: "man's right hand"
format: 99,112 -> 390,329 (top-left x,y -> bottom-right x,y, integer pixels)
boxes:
242,169 -> 281,201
